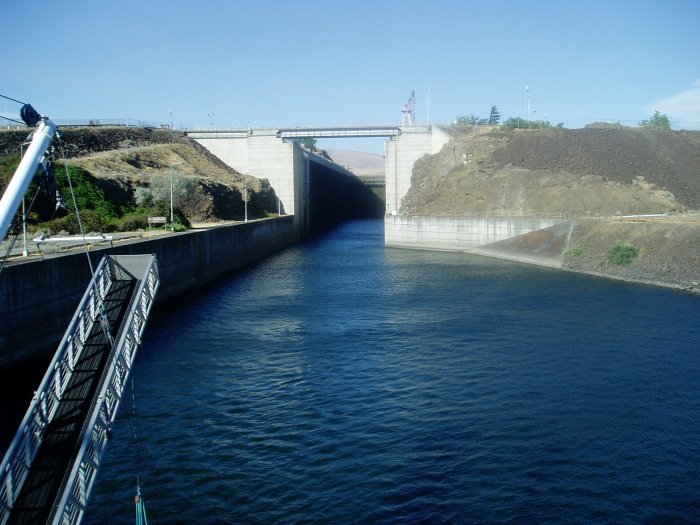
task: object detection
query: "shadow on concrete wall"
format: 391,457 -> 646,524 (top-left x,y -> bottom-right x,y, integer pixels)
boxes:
308,163 -> 384,234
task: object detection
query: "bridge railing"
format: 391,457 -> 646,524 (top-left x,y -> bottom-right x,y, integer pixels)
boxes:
0,256 -> 113,522
52,255 -> 159,525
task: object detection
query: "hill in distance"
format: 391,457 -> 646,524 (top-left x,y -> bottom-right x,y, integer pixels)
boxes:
326,150 -> 385,175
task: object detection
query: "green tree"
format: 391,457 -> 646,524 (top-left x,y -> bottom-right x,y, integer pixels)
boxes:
148,171 -> 196,206
501,117 -> 552,130
455,114 -> 480,126
296,137 -> 317,150
55,164 -> 118,219
488,106 -> 501,125
640,111 -> 671,130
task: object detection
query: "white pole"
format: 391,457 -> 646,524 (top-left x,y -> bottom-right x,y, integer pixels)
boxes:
244,176 -> 248,222
169,168 -> 174,230
526,85 -> 531,121
22,198 -> 27,256
169,161 -> 184,231
0,119 -> 55,242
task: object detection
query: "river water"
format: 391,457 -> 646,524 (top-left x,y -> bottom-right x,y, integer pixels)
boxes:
84,219 -> 700,524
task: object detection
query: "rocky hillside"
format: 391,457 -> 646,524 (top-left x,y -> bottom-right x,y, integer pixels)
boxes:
0,126 -> 178,158
562,217 -> 700,292
401,126 -> 700,293
402,127 -> 700,216
0,127 -> 278,222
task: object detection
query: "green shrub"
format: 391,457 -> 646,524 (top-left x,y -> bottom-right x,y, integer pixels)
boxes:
606,243 -> 639,266
55,164 -> 119,219
109,214 -> 149,232
565,246 -> 586,257
41,209 -> 106,235
639,111 -> 671,130
501,117 -> 552,131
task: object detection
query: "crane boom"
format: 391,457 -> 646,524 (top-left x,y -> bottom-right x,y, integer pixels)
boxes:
0,107 -> 56,242
401,90 -> 416,126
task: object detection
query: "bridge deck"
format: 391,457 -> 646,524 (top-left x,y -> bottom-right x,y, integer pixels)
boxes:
278,125 -> 400,138
7,278 -> 136,524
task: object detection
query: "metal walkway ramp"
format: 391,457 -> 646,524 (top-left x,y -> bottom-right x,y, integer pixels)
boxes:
0,255 -> 159,525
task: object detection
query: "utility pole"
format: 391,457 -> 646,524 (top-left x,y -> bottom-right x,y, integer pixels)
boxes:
169,161 -> 184,231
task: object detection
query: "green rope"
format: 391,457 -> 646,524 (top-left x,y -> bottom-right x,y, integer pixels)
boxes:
135,495 -> 148,525
135,482 -> 148,525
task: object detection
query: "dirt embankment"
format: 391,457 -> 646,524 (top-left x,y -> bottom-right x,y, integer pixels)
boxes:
0,126 -> 179,158
563,218 -> 700,292
0,127 -> 279,222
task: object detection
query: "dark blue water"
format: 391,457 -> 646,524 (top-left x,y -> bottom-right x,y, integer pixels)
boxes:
84,219 -> 700,524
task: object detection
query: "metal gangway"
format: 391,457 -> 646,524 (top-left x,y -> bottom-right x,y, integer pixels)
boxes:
0,254 -> 159,525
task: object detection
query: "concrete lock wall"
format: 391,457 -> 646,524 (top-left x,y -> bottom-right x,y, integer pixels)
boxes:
385,215 -> 567,250
385,126 -> 451,214
189,131 -> 297,216
0,217 -> 299,367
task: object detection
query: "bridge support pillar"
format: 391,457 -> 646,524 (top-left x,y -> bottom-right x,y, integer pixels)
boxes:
188,130 -> 312,234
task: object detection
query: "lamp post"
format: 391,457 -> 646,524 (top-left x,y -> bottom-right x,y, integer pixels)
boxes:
169,161 -> 184,231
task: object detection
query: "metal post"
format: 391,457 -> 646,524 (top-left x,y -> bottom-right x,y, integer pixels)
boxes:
22,198 -> 28,256
169,161 -> 184,231
169,169 -> 173,230
244,175 -> 248,222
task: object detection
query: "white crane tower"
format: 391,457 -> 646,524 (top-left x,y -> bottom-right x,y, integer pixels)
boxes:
401,90 -> 416,126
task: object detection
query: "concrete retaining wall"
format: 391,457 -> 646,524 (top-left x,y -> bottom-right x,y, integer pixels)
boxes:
385,214 -> 567,250
0,217 -> 298,367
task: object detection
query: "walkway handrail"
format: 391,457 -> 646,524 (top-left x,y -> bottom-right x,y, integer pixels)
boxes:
51,255 -> 159,525
0,256 -> 113,522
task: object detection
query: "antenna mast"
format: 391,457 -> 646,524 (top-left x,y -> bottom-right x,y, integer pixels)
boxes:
401,90 -> 416,126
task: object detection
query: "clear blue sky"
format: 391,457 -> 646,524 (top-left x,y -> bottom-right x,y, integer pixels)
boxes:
2,0 -> 699,153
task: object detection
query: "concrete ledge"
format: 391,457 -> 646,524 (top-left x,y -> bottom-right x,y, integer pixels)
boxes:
0,217 -> 299,367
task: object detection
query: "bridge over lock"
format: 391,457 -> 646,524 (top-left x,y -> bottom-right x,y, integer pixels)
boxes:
185,124 -> 452,234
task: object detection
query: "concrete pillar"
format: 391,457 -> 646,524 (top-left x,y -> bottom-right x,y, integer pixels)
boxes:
384,126 -> 450,215
189,130 -> 297,216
